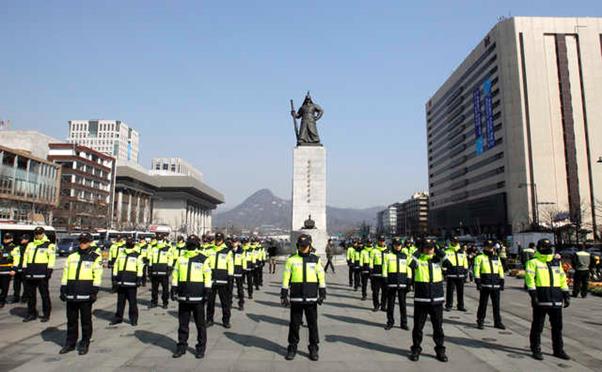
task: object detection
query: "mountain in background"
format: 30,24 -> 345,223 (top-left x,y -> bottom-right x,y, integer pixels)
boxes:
213,189 -> 382,233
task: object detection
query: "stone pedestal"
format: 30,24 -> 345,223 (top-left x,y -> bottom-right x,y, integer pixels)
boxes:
291,146 -> 328,254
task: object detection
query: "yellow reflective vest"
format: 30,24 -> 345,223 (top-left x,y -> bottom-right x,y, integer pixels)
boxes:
473,253 -> 504,289
208,244 -> 234,285
282,252 -> 326,303
172,250 -> 212,303
525,252 -> 569,308
61,249 -> 103,301
112,248 -> 144,287
382,250 -> 412,288
443,244 -> 469,278
23,235 -> 56,279
370,245 -> 388,276
410,253 -> 444,304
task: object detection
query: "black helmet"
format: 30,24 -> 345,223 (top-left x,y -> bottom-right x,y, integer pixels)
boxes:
186,236 -> 200,250
422,238 -> 435,250
392,238 -> 402,247
215,232 -> 225,241
177,235 -> 185,242
378,235 -> 386,242
34,227 -> 45,235
297,234 -> 312,249
3,232 -> 13,240
536,239 -> 553,254
20,233 -> 31,242
451,236 -> 459,243
484,240 -> 494,248
79,233 -> 93,244
125,238 -> 136,248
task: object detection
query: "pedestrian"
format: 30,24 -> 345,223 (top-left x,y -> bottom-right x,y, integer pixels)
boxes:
359,239 -> 373,301
205,232 -> 233,328
474,240 -> 505,330
442,237 -> 468,312
171,236 -> 212,359
59,233 -> 103,355
232,237 -> 247,310
0,232 -> 17,308
147,232 -> 173,309
10,234 -> 30,303
22,227 -> 55,322
345,240 -> 356,286
110,238 -> 143,326
572,244 -> 592,298
137,237 -> 150,287
383,238 -> 411,330
369,236 -> 388,312
409,238 -> 447,362
281,234 -> 326,361
268,240 -> 277,274
108,235 -> 125,269
324,239 -> 336,273
525,239 -> 570,361
497,242 -> 508,273
242,238 -> 255,299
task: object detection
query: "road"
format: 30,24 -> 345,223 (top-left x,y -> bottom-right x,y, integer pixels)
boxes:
0,258 -> 600,371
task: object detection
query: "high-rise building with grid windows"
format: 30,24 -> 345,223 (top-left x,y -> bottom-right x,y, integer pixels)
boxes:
68,120 -> 139,163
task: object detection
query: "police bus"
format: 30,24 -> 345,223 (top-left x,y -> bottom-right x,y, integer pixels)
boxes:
0,223 -> 56,243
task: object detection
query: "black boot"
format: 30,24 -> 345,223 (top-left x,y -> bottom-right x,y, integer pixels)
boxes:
308,345 -> 319,361
78,342 -> 89,355
532,351 -> 544,360
384,323 -> 393,330
400,324 -> 409,330
494,323 -> 506,330
285,345 -> 297,360
553,351 -> 570,360
477,321 -> 484,329
195,347 -> 205,359
23,314 -> 37,322
10,296 -> 19,304
59,345 -> 76,354
206,320 -> 214,328
109,319 -> 122,325
436,349 -> 448,362
409,348 -> 420,362
173,345 -> 186,358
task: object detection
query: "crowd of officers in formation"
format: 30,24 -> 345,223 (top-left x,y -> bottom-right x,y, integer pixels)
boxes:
0,228 -> 596,363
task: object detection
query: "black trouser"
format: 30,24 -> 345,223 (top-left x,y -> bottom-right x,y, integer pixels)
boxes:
573,271 -> 589,298
0,275 -> 11,304
26,278 -> 51,317
206,284 -> 231,323
177,301 -> 206,350
348,265 -> 354,286
477,288 -> 501,325
412,303 -> 445,353
386,287 -> 407,326
445,277 -> 465,309
65,301 -> 93,347
361,272 -> 370,297
530,306 -> 563,354
141,264 -> 148,286
150,275 -> 169,305
370,275 -> 386,309
245,270 -> 254,297
115,287 -> 138,322
235,276 -> 245,306
353,267 -> 361,289
253,267 -> 261,289
288,302 -> 319,348
324,258 -> 335,273
258,263 -> 264,286
12,272 -> 27,301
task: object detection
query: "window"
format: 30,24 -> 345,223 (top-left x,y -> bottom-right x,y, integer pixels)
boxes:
163,164 -> 168,170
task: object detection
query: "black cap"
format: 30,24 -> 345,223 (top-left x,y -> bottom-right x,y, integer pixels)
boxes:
484,240 -> 494,248
215,232 -> 225,241
537,239 -> 552,250
297,234 -> 312,248
422,239 -> 435,250
34,227 -> 45,235
125,238 -> 136,248
20,233 -> 31,241
79,233 -> 93,243
186,237 -> 200,249
392,238 -> 402,246
177,235 -> 185,241
378,235 -> 386,241
451,236 -> 459,242
3,232 -> 13,240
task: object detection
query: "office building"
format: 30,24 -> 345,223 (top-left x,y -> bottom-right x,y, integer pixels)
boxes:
396,192 -> 429,237
0,130 -> 61,159
377,204 -> 398,236
426,17 -> 601,238
68,120 -> 140,163
47,143 -> 115,231
0,145 -> 61,223
150,157 -> 203,180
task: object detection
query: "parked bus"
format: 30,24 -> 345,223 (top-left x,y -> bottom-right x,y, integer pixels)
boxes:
0,223 -> 56,243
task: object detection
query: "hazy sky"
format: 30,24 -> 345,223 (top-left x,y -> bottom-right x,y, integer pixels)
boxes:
1,1 -> 600,209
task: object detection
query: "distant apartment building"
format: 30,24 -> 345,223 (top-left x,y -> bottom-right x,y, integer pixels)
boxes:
0,130 -> 61,159
377,204 -> 398,236
426,17 -> 601,238
396,192 -> 429,237
68,120 -> 139,163
48,143 -> 115,231
0,144 -> 61,223
150,157 -> 203,180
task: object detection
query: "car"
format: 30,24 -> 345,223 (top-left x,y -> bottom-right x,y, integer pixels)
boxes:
57,237 -> 78,256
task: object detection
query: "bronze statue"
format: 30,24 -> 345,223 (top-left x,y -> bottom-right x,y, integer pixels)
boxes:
290,92 -> 324,146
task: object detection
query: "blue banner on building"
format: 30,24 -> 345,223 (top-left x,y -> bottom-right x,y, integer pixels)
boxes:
472,88 -> 483,155
483,78 -> 495,149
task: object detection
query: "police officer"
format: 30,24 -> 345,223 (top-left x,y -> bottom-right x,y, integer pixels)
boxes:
10,234 -> 30,303
572,244 -> 592,298
250,237 -> 262,290
442,237 -> 468,312
281,234 -> 326,361
232,237 -> 248,311
59,233 -> 103,355
346,240 -> 356,287
409,239 -> 447,362
0,232 -> 16,307
383,238 -> 412,330
171,236 -> 212,359
351,239 -> 362,291
108,235 -> 125,268
148,233 -> 173,309
359,239 -> 373,301
111,238 -> 143,326
242,237 -> 256,299
369,235 -> 388,312
206,232 -> 234,328
474,240 -> 505,330
520,242 -> 536,268
137,237 -> 150,287
525,239 -> 570,360
23,227 -> 56,322
403,238 -> 418,257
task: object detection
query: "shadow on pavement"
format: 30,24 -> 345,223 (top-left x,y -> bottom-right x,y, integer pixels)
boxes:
446,335 -> 532,357
254,300 -> 282,308
9,307 -> 28,318
323,313 -> 384,328
41,327 -> 66,347
168,310 -> 178,318
93,309 -> 114,321
325,334 -> 408,357
327,292 -> 362,300
247,313 -> 289,327
98,286 -> 114,294
137,298 -> 152,307
134,330 -> 176,353
262,291 -> 280,297
223,332 -> 286,356
323,301 -> 368,311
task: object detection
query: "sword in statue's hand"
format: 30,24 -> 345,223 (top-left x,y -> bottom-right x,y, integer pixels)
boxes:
290,99 -> 299,141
